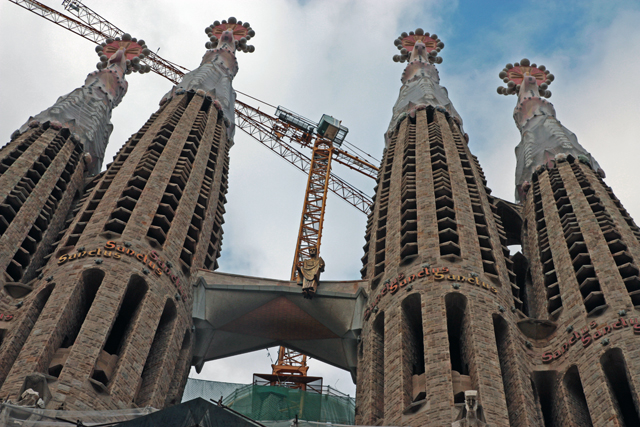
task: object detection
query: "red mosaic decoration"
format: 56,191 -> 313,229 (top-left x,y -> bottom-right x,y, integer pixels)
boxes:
497,58 -> 554,97
205,18 -> 255,53
400,34 -> 438,53
210,23 -> 250,41
506,66 -> 547,85
102,40 -> 144,60
393,29 -> 443,64
95,34 -> 151,74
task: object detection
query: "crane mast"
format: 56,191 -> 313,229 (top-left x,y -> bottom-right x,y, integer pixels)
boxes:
292,137 -> 334,281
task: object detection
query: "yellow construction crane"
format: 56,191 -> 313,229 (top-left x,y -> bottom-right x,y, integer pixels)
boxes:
8,0 -> 378,382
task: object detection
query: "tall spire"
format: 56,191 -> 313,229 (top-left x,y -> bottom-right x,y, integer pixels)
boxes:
358,30 -> 518,426
0,17 -> 255,410
497,59 -> 604,201
161,17 -> 256,144
387,29 -> 464,143
13,35 -> 150,174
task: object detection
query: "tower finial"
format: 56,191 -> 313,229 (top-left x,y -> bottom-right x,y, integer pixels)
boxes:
499,58 -> 603,201
386,29 -> 463,141
95,34 -> 152,74
204,18 -> 256,53
392,29 -> 444,64
496,58 -> 554,97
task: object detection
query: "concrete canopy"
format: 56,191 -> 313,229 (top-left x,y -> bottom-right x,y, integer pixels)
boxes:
192,270 -> 368,381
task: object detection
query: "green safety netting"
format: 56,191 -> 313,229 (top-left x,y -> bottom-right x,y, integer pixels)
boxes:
222,384 -> 355,425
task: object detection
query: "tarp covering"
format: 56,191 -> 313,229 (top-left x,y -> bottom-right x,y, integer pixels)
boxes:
261,422 -> 399,427
0,403 -> 155,426
223,384 -> 355,425
116,398 -> 265,427
182,378 -> 246,403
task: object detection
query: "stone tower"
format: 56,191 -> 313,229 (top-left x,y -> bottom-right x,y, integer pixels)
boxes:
356,30 -> 522,426
500,59 -> 640,426
0,35 -> 149,396
0,18 -> 255,410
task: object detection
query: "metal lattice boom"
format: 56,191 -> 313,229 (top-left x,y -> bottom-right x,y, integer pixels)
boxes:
235,100 -> 373,215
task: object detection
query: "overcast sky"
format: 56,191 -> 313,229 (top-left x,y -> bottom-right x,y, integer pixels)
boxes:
2,0 -> 640,398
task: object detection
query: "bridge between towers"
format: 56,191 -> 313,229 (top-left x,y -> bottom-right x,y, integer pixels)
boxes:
191,270 -> 367,381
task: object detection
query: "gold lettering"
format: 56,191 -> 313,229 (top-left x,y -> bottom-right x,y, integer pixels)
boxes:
58,254 -> 68,265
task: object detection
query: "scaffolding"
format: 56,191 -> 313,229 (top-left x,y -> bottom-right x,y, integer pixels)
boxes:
222,381 -> 355,425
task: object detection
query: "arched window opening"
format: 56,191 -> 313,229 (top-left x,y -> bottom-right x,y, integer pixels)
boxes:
135,299 -> 177,406
401,294 -> 425,405
49,270 -> 103,377
564,366 -> 593,427
512,253 -> 532,317
445,293 -> 472,403
0,284 -> 54,387
532,371 -> 559,427
492,315 -> 516,426
601,348 -> 640,426
92,275 -> 147,386
372,312 -> 385,421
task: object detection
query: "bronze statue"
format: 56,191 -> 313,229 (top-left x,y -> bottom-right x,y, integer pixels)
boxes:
296,247 -> 325,299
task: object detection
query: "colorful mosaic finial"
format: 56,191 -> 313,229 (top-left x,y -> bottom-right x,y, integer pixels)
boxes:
499,59 -> 603,202
204,18 -> 256,53
385,30 -> 465,146
496,58 -> 554,98
161,18 -> 256,145
95,34 -> 151,74
392,29 -> 444,64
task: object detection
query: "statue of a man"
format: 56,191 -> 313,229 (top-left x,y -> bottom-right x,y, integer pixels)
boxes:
452,390 -> 487,427
296,247 -> 325,299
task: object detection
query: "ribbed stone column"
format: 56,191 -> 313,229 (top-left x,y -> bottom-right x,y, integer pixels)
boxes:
0,18 -> 255,411
357,29 -> 515,427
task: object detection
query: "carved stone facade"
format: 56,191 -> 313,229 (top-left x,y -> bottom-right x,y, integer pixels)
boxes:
0,21 -> 247,410
357,31 -> 519,426
356,38 -> 640,427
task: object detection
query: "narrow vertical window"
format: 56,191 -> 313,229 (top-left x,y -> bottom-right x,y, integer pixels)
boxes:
135,299 -> 177,406
563,366 -> 593,427
601,348 -> 640,426
49,269 -> 103,377
372,312 -> 385,421
493,315 -> 516,426
92,275 -> 147,385
532,371 -> 558,427
445,293 -> 470,403
0,284 -> 54,386
402,294 -> 424,406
